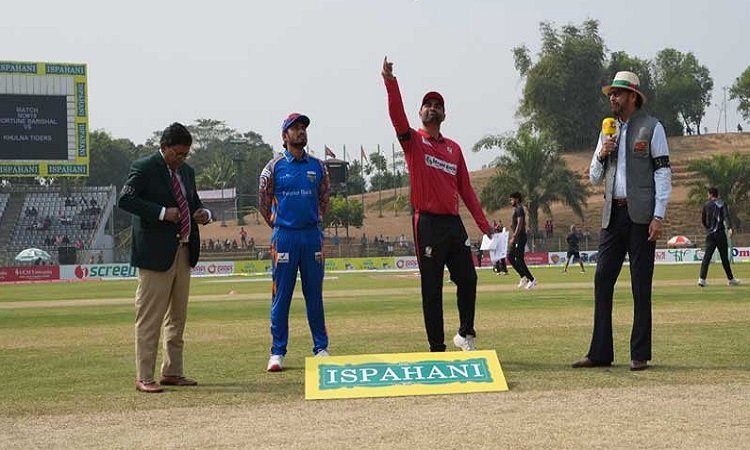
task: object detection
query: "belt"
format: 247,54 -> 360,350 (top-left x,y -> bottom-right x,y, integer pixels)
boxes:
613,198 -> 628,207
179,241 -> 190,246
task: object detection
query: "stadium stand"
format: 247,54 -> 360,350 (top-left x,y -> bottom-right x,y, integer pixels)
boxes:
0,186 -> 116,265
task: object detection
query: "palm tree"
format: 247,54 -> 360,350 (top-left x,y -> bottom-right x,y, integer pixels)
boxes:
195,153 -> 236,190
687,151 -> 750,228
473,129 -> 589,235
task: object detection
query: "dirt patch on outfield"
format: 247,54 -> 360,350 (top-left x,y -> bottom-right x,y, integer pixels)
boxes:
2,384 -> 749,449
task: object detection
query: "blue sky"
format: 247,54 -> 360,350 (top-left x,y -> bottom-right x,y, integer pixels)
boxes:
3,0 -> 746,170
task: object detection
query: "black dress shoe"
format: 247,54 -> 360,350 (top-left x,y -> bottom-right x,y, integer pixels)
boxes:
571,357 -> 612,368
629,360 -> 649,371
159,375 -> 198,386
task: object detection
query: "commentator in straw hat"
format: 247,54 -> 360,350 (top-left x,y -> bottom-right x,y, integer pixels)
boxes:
572,71 -> 672,372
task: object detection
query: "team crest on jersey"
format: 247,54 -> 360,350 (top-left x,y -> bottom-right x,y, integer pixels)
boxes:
424,246 -> 433,258
277,252 -> 289,263
307,171 -> 317,183
446,146 -> 453,154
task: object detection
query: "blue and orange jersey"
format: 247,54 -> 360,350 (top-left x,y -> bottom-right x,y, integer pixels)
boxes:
259,149 -> 330,229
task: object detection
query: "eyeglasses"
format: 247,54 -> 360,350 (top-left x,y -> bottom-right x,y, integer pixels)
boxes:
169,147 -> 190,158
609,89 -> 629,98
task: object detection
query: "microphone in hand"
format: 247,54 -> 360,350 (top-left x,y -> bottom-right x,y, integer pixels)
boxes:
601,117 -> 618,158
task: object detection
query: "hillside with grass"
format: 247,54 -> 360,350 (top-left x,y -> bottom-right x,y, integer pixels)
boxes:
202,132 -> 750,248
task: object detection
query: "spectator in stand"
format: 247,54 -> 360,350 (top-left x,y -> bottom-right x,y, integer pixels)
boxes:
232,239 -> 239,249
240,227 -> 248,248
61,235 -> 70,245
248,236 -> 255,252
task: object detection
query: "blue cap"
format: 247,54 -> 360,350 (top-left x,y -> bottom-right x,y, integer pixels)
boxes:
281,113 -> 310,132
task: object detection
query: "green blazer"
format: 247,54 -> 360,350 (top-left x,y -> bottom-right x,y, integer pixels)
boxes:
118,152 -> 208,271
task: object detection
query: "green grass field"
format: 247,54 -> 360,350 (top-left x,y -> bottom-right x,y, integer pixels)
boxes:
1,263 -> 748,418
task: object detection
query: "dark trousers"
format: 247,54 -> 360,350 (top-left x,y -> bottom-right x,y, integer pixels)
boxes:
588,205 -> 655,362
414,212 -> 478,352
507,234 -> 534,281
494,258 -> 508,273
699,231 -> 734,280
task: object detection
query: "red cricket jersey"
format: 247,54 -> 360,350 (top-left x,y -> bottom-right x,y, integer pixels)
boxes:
385,77 -> 491,234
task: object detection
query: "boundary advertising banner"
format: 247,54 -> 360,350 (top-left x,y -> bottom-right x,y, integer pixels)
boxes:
59,261 -> 236,280
0,265 -> 59,283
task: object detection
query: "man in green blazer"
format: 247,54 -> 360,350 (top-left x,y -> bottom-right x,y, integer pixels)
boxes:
118,122 -> 212,393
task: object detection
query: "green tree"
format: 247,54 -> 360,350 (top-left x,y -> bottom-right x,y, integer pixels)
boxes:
345,160 -> 366,195
513,20 -> 606,150
686,152 -> 750,228
729,66 -> 750,123
195,153 -> 235,190
87,130 -> 139,231
651,49 -> 713,135
473,130 -> 588,235
88,130 -> 137,189
323,196 -> 364,238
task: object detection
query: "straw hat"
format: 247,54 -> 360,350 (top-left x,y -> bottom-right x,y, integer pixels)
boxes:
602,71 -> 646,104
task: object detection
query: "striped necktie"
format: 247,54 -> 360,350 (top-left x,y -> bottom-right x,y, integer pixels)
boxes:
171,171 -> 190,240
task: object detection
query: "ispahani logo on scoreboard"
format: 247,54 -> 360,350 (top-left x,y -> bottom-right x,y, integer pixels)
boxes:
306,351 -> 508,400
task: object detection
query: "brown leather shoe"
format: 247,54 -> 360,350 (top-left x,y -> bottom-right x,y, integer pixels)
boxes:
571,357 -> 612,368
159,375 -> 198,386
629,360 -> 649,371
135,380 -> 163,393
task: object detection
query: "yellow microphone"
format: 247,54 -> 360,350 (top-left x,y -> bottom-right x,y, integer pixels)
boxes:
601,117 -> 617,138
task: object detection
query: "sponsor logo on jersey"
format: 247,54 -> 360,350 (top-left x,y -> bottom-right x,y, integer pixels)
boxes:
424,155 -> 457,175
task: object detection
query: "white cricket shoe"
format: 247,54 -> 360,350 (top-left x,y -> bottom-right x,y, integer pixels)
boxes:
728,278 -> 740,286
315,349 -> 331,357
517,276 -> 529,288
525,279 -> 537,290
267,354 -> 284,372
453,333 -> 476,351
698,278 -> 707,287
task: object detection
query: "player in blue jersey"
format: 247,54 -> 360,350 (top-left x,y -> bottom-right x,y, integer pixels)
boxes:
258,113 -> 331,372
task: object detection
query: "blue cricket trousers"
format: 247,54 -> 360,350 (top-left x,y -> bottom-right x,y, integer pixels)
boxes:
269,226 -> 328,356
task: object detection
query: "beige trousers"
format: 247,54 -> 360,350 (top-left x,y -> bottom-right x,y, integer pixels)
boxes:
134,245 -> 191,382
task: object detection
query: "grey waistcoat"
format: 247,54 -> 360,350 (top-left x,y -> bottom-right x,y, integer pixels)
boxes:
601,109 -> 659,228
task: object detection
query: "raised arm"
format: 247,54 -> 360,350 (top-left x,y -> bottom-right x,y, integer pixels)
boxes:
382,56 -> 411,138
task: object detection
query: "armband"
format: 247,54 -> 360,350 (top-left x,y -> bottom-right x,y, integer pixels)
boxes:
653,155 -> 670,169
397,130 -> 411,142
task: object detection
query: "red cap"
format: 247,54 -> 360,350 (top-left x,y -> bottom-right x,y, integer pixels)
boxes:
422,91 -> 444,108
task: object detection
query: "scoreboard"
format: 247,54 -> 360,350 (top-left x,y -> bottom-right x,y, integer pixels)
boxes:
0,61 -> 89,177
